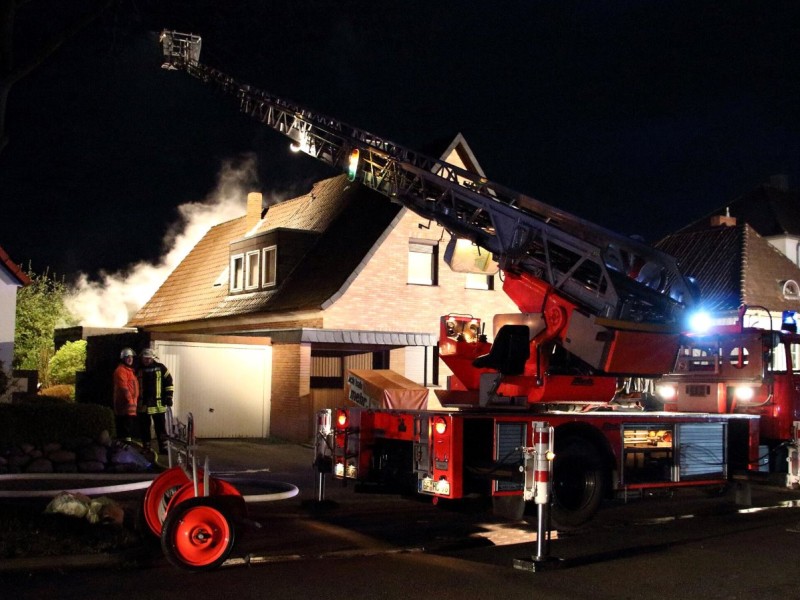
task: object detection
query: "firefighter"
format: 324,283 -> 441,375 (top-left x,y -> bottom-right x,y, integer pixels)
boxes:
137,348 -> 174,454
113,348 -> 140,442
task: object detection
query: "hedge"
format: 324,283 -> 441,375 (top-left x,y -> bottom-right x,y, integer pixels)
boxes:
0,400 -> 115,446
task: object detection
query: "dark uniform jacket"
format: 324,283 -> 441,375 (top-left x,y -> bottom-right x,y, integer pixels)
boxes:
138,362 -> 174,414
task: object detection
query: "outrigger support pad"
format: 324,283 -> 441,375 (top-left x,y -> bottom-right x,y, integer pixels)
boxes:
514,421 -> 563,572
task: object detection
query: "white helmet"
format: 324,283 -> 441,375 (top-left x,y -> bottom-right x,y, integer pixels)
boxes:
141,348 -> 156,359
120,347 -> 135,359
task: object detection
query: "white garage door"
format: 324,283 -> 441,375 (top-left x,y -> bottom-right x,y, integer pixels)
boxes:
153,339 -> 272,438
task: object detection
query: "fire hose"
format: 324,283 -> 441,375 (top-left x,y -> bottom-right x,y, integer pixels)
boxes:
0,472 -> 298,501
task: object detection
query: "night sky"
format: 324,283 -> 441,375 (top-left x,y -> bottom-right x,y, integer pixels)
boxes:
1,0 -> 799,282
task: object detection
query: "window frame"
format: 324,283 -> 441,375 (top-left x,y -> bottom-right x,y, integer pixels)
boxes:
262,245 -> 277,288
230,254 -> 245,292
407,239 -> 438,286
245,250 -> 261,291
465,273 -> 494,290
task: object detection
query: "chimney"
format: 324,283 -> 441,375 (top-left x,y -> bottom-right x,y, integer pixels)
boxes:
710,207 -> 736,228
246,192 -> 263,229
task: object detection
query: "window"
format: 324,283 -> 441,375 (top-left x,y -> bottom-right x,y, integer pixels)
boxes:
465,273 -> 494,290
408,240 -> 438,285
262,246 -> 277,287
245,251 -> 260,290
405,346 -> 439,386
792,344 -> 800,373
783,280 -> 800,300
213,266 -> 229,287
230,254 -> 244,292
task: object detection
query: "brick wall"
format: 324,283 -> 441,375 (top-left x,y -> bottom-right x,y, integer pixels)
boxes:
270,342 -> 312,442
324,209 -> 519,348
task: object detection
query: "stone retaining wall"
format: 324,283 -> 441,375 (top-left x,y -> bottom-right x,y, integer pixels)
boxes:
0,431 -> 153,474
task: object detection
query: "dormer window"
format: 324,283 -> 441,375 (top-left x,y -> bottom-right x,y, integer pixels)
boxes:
230,248 -> 275,293
228,228 -> 316,295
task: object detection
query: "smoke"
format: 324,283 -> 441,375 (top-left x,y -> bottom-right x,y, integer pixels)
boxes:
66,156 -> 260,327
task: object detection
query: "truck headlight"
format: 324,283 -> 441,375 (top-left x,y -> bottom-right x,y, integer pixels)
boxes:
656,384 -> 677,400
734,386 -> 755,402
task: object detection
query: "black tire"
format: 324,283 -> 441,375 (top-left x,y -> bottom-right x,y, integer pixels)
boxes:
161,497 -> 236,572
551,435 -> 606,529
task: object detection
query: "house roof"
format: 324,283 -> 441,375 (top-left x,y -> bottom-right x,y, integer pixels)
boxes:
419,132 -> 488,178
656,223 -> 800,312
128,175 -> 402,328
130,134 -> 488,331
0,245 -> 30,286
682,180 -> 800,238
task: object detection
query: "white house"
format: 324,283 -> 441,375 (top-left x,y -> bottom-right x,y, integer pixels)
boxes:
0,245 -> 30,401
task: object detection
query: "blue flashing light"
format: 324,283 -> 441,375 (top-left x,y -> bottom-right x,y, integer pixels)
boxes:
688,310 -> 712,334
782,310 -> 797,333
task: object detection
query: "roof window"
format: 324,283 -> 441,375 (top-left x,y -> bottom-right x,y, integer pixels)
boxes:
782,280 -> 800,300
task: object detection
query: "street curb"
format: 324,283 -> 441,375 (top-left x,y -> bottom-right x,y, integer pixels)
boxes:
0,547 -> 150,573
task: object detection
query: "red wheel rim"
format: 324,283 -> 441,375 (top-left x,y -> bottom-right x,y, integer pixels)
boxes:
142,466 -> 192,536
164,477 -> 243,517
170,505 -> 232,567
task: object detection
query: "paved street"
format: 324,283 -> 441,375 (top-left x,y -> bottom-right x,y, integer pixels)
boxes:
3,440 -> 800,599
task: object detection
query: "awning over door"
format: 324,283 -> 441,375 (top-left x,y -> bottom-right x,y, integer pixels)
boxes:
346,369 -> 428,410
264,328 -> 437,349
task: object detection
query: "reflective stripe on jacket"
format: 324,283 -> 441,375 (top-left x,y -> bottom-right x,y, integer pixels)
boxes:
138,362 -> 174,414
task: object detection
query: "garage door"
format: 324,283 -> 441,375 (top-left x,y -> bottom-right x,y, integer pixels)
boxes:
153,338 -> 272,438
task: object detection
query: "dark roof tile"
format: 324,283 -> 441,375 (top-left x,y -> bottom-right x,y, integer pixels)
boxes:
128,175 -> 401,327
657,223 -> 800,313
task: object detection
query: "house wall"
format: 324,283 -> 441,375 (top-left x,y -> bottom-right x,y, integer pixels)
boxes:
767,235 -> 800,268
0,268 -> 19,383
323,209 -> 520,380
271,342 -> 313,441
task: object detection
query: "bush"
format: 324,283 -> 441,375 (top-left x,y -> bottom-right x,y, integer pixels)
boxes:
38,385 -> 75,402
49,340 -> 86,385
0,401 -> 115,446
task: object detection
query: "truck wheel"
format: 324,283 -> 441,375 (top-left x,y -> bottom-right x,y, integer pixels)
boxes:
551,436 -> 605,528
161,497 -> 236,572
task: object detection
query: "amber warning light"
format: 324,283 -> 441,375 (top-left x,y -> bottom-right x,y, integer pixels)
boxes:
347,148 -> 360,181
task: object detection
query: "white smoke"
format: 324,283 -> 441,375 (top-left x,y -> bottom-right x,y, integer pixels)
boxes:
67,156 -> 260,327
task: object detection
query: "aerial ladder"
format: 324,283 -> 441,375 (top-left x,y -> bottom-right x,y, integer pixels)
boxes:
157,31 -> 772,534
159,31 -> 698,397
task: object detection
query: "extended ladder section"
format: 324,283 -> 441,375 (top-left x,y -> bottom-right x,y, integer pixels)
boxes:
159,31 -> 696,328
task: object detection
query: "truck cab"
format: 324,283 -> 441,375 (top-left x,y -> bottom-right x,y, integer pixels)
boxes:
655,325 -> 800,469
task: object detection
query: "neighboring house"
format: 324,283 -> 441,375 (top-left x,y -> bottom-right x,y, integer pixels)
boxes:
665,176 -> 800,330
127,136 -> 519,441
657,215 -> 800,330
0,245 -> 31,401
683,176 -> 800,268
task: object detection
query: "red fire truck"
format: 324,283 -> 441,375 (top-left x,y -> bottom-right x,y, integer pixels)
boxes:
654,306 -> 800,485
159,32 -> 797,526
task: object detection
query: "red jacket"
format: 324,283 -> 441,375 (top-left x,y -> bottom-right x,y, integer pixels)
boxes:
113,363 -> 140,417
